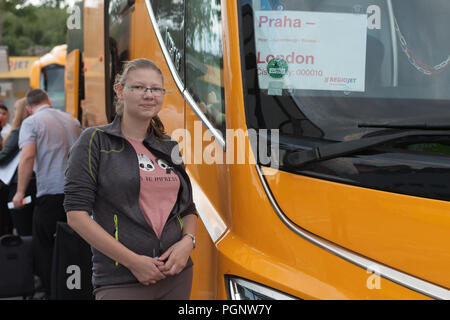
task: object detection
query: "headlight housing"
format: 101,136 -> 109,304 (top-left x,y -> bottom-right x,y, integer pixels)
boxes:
226,276 -> 299,300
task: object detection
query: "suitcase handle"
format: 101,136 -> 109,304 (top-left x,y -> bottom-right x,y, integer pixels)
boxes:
0,235 -> 23,247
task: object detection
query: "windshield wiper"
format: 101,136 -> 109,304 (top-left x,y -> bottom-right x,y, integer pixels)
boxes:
286,129 -> 450,168
358,123 -> 450,130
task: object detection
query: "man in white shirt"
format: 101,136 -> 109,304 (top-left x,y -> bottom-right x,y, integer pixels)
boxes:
13,89 -> 81,297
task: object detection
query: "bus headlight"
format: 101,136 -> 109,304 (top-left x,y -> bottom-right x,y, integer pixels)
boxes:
226,276 -> 299,300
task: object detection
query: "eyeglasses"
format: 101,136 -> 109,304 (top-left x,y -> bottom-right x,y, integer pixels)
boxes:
123,84 -> 166,97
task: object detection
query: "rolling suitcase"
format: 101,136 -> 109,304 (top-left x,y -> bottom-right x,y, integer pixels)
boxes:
0,234 -> 34,298
51,222 -> 94,300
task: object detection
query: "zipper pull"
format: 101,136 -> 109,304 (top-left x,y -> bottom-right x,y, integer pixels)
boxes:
177,215 -> 183,231
114,214 -> 119,266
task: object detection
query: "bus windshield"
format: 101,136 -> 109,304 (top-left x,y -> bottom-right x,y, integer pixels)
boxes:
43,64 -> 65,111
240,0 -> 450,201
240,0 -> 450,142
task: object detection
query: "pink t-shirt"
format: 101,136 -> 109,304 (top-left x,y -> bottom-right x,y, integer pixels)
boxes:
127,137 -> 180,238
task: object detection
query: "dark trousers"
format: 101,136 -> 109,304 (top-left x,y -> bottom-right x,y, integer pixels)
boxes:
0,181 -> 13,236
7,178 -> 36,236
32,194 -> 67,296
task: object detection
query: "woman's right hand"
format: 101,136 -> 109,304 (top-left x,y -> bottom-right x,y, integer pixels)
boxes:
128,254 -> 166,285
67,211 -> 167,286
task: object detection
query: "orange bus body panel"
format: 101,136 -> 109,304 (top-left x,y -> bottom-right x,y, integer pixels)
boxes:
29,61 -> 41,89
263,168 -> 450,289
65,49 -> 80,119
82,2 -> 107,127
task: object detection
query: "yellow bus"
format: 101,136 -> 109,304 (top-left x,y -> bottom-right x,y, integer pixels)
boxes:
29,44 -> 67,112
68,0 -> 450,299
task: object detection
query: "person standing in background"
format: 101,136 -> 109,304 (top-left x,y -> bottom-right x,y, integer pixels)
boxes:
0,98 -> 35,236
0,104 -> 11,147
0,102 -> 18,236
13,89 -> 81,298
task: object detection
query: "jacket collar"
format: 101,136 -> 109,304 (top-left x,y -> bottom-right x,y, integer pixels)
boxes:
102,115 -> 173,152
102,115 -> 155,142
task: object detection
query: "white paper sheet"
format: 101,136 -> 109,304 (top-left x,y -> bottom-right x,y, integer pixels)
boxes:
0,151 -> 20,185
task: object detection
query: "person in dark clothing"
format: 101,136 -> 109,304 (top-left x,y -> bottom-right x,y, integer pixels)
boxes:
0,98 -> 35,236
0,103 -> 11,143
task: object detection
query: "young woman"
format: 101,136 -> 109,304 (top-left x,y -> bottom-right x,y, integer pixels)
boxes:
64,58 -> 198,300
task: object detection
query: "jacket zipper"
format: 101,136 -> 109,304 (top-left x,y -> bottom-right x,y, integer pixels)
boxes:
114,214 -> 119,266
120,139 -> 191,257
177,215 -> 184,231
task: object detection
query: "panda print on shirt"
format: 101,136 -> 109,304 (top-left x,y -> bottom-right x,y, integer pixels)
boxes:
138,154 -> 155,172
137,153 -> 174,175
157,158 -> 174,174
127,137 -> 181,238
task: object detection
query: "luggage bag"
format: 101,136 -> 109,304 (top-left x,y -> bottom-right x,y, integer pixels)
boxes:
0,234 -> 34,298
51,222 -> 94,300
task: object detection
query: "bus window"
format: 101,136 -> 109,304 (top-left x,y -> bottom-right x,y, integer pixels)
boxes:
240,0 -> 450,201
40,72 -> 45,90
185,0 -> 225,136
44,64 -> 65,111
151,0 -> 185,82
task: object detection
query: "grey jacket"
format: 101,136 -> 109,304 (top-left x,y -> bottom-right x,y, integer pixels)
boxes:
0,127 -> 19,165
64,116 -> 196,287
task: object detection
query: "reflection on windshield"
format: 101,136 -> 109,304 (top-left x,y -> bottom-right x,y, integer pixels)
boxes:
241,0 -> 450,201
242,0 -> 450,142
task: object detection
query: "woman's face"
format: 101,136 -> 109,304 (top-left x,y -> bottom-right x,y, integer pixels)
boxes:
117,68 -> 165,121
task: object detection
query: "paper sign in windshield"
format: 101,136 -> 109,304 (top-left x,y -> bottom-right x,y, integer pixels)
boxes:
255,11 -> 367,92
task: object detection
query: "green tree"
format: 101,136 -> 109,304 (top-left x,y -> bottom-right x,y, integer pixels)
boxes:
0,0 -> 30,42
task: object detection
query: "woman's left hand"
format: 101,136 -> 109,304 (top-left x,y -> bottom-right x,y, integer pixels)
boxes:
157,236 -> 193,276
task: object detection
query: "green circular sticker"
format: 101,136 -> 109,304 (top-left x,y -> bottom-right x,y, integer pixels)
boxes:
267,57 -> 288,78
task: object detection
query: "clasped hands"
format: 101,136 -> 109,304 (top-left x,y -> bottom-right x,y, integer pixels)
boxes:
129,236 -> 193,286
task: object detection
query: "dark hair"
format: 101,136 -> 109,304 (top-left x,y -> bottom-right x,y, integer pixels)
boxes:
0,104 -> 8,112
114,58 -> 166,139
26,88 -> 49,107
